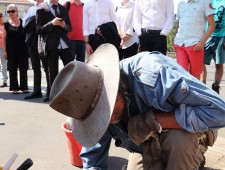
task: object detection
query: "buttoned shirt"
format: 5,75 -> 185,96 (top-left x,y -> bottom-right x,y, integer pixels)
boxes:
120,52 -> 225,132
116,1 -> 137,49
174,0 -> 213,47
134,0 -> 174,36
83,0 -> 117,36
22,1 -> 46,27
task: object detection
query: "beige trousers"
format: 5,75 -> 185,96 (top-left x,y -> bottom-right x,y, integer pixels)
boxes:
127,129 -> 208,170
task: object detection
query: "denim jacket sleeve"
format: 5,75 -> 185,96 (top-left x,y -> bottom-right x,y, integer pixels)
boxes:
120,52 -> 225,133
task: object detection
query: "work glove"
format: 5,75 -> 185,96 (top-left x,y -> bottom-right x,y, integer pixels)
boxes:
127,110 -> 161,145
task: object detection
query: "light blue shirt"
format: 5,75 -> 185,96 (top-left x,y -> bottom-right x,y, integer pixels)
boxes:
174,0 -> 214,47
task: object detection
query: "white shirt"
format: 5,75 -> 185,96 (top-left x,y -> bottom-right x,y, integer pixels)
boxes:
116,1 -> 137,49
22,1 -> 46,27
83,0 -> 117,36
134,0 -> 174,36
174,0 -> 214,47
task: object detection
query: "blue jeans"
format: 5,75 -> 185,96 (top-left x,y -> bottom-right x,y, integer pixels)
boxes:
0,48 -> 8,84
69,40 -> 86,62
80,129 -> 112,170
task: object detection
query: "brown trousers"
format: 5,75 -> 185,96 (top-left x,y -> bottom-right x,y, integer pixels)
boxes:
127,129 -> 208,170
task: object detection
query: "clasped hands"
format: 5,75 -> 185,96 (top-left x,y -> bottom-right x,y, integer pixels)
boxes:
127,110 -> 161,145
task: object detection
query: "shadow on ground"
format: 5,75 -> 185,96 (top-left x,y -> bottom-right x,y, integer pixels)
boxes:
0,91 -> 48,104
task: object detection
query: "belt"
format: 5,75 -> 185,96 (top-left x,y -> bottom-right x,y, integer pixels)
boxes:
141,29 -> 161,34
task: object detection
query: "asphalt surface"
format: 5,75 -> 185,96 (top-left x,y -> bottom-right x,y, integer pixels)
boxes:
0,59 -> 225,170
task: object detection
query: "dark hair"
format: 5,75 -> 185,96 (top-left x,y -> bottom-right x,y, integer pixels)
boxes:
0,12 -> 3,17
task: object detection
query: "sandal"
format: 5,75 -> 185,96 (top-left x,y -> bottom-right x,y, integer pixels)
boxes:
12,90 -> 19,94
22,90 -> 29,93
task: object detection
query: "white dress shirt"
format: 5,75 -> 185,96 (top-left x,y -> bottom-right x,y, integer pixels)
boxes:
116,1 -> 137,49
134,0 -> 174,36
174,0 -> 214,47
83,0 -> 117,36
22,1 -> 46,27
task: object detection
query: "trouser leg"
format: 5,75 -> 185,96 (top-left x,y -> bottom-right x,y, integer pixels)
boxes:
127,129 -> 207,170
28,47 -> 42,93
160,129 -> 207,170
18,56 -> 28,90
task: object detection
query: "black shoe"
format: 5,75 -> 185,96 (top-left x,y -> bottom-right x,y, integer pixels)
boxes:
0,83 -> 7,88
212,83 -> 220,94
24,93 -> 42,99
43,96 -> 49,102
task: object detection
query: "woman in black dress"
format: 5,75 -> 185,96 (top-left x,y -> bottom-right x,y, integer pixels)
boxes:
2,4 -> 29,94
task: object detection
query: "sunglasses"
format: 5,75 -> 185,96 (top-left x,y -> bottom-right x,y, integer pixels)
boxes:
7,10 -> 16,14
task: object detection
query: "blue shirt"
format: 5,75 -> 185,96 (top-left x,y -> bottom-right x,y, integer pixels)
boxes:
120,52 -> 225,132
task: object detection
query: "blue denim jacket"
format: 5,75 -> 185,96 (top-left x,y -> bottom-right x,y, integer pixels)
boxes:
81,52 -> 225,170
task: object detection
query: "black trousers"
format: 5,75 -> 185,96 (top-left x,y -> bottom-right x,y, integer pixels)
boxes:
8,53 -> 28,91
118,43 -> 138,61
139,32 -> 167,55
28,46 -> 50,95
46,48 -> 73,87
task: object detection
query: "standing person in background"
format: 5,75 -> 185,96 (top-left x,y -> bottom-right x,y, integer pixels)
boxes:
2,4 -> 29,94
36,0 -> 73,102
64,0 -> 86,62
0,12 -> 8,88
201,0 -> 225,94
23,0 -> 50,100
83,0 -> 118,55
133,0 -> 174,55
174,0 -> 215,80
116,0 -> 138,60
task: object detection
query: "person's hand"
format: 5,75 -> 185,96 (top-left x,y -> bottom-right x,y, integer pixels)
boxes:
86,43 -> 93,55
51,17 -> 65,28
122,34 -> 130,42
193,41 -> 205,51
127,110 -> 160,145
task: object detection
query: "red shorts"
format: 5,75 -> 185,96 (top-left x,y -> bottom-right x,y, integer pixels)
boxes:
174,44 -> 204,76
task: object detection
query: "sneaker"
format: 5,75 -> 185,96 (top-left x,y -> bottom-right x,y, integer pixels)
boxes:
212,83 -> 220,94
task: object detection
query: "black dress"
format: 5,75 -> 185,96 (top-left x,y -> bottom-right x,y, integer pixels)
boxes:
4,18 -> 29,91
